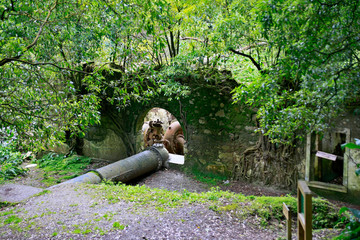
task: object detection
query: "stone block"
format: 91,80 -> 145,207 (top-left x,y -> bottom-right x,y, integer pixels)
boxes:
83,129 -> 127,161
215,110 -> 225,117
0,184 -> 43,203
206,164 -> 226,174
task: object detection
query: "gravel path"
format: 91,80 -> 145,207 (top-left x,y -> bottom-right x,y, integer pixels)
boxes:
0,183 -> 281,240
135,169 -> 210,193
0,168 -> 342,240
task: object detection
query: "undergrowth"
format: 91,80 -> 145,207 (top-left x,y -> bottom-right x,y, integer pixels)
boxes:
0,145 -> 27,182
33,152 -> 91,186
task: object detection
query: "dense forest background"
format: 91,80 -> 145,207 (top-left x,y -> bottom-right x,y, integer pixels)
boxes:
1,0 -> 359,150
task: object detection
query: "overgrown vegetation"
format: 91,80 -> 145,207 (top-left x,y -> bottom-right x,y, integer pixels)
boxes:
335,207 -> 360,240
0,145 -> 27,182
0,1 -> 358,236
33,152 -> 92,186
0,144 -> 92,185
1,0 -> 359,150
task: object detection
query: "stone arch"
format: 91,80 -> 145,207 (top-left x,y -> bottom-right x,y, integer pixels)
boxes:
82,75 -> 257,177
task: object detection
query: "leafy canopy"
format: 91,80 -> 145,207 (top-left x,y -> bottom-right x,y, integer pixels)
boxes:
0,0 -> 359,149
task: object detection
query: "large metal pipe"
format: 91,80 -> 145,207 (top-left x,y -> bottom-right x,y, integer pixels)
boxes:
56,144 -> 169,185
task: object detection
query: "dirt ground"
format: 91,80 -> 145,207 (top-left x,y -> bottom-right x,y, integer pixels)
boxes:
0,163 -> 349,239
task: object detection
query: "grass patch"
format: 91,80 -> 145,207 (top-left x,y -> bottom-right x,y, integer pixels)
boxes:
185,166 -> 228,185
34,152 -> 91,186
0,202 -> 16,210
33,190 -> 51,197
88,182 -> 346,230
0,209 -> 15,217
217,194 -> 347,229
112,221 -> 126,230
4,215 -> 22,224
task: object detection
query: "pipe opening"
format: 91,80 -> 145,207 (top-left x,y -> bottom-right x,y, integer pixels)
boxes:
136,107 -> 187,160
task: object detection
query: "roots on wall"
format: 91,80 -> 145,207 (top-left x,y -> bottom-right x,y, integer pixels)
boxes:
232,135 -> 303,190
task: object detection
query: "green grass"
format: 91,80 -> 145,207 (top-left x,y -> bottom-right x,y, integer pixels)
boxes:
0,180 -> 347,237
88,182 -> 345,230
184,166 -> 228,186
0,145 -> 92,186
112,221 -> 126,230
34,152 -> 92,186
4,215 -> 22,225
35,152 -> 91,174
0,202 -> 16,210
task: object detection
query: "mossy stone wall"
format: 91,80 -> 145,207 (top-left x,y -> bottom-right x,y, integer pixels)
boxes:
83,80 -> 257,178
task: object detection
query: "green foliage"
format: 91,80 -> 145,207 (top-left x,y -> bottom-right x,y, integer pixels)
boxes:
356,169 -> 360,177
312,198 -> 345,229
185,166 -> 227,186
88,183 -> 342,229
0,202 -> 15,209
90,182 -> 238,210
218,194 -> 345,229
342,143 -> 360,150
33,190 -> 51,197
36,152 -> 90,172
0,145 -> 27,181
335,207 -> 360,240
1,0 -> 359,148
4,215 -> 22,225
34,152 -> 91,185
112,222 -> 126,230
229,0 -> 360,144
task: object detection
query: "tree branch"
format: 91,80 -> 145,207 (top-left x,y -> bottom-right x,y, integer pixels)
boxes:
180,37 -> 204,42
238,42 -> 268,52
228,48 -> 262,71
5,58 -> 94,75
0,0 -> 15,20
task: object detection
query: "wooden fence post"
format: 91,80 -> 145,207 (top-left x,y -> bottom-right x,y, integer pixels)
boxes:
297,180 -> 312,240
282,202 -> 291,240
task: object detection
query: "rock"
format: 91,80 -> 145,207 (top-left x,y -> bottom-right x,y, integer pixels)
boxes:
24,164 -> 37,169
0,184 -> 43,203
215,110 -> 225,117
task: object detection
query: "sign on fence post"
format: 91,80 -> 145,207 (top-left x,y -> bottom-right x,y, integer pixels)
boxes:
282,202 -> 291,240
297,180 -> 312,240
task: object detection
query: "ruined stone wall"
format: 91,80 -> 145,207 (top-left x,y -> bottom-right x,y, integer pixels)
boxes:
305,108 -> 360,204
81,77 -> 258,178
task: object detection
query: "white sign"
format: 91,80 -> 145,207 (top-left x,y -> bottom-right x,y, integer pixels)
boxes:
316,151 -> 337,161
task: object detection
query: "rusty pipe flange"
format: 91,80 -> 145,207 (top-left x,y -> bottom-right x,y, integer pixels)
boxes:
148,144 -> 169,170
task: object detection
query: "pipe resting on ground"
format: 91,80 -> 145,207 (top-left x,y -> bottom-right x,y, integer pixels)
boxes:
53,144 -> 169,186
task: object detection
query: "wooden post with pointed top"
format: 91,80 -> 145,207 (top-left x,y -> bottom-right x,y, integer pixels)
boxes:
283,202 -> 291,240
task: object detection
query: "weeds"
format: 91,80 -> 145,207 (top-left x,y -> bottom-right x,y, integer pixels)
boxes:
88,183 -> 345,230
112,222 -> 126,230
34,152 -> 91,186
334,207 -> 360,240
0,145 -> 27,181
185,166 -> 227,186
4,215 -> 22,225
35,152 -> 91,175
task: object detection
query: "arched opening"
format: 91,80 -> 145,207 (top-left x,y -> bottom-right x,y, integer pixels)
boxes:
135,107 -> 186,165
